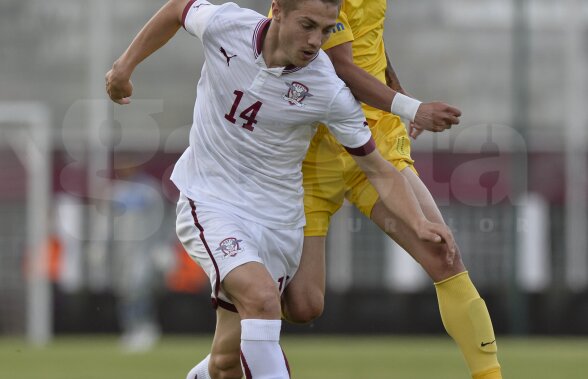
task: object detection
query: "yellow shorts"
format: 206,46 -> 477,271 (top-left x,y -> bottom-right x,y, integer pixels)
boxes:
302,114 -> 417,237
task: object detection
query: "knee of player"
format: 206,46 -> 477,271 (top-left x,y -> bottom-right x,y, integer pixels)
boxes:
429,244 -> 466,281
209,353 -> 242,379
240,288 -> 282,318
446,244 -> 464,271
288,304 -> 323,324
285,294 -> 324,324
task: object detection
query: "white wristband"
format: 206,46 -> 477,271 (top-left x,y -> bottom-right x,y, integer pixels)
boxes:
390,93 -> 422,122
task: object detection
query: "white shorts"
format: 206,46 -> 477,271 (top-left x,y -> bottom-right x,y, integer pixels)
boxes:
175,193 -> 303,312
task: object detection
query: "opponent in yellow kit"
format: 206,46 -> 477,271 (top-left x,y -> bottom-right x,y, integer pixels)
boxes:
303,0 -> 416,235
285,2 -> 504,379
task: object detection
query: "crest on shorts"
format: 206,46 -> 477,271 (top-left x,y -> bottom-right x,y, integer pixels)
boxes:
283,81 -> 313,107
216,237 -> 244,257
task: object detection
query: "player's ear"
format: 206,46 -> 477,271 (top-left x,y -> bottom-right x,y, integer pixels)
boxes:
271,0 -> 281,22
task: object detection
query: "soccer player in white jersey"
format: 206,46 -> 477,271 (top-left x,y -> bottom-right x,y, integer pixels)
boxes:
106,1 -> 457,378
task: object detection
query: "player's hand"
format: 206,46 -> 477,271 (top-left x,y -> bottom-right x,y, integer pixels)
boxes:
409,121 -> 424,140
393,89 -> 455,140
392,89 -> 426,140
105,65 -> 133,105
412,102 -> 461,138
415,219 -> 457,264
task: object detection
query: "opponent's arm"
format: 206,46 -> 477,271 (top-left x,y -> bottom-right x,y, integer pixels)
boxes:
352,149 -> 456,252
105,0 -> 189,104
384,50 -> 404,93
325,42 -> 461,134
384,49 -> 425,139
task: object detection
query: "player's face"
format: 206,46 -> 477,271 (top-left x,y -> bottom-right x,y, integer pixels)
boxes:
276,0 -> 338,67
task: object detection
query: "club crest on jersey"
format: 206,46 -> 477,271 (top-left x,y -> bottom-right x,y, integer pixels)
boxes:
216,237 -> 244,257
283,81 -> 313,107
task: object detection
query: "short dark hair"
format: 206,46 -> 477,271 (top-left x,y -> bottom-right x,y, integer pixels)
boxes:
277,0 -> 341,15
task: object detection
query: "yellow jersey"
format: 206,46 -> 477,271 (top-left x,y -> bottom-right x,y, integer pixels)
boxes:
323,0 -> 388,120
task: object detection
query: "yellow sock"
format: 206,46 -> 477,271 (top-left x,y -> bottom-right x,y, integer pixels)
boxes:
435,272 -> 502,379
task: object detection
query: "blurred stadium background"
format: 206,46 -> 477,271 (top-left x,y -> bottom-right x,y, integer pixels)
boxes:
1,0 -> 587,375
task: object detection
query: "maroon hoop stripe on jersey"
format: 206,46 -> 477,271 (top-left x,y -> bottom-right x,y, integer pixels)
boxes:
253,18 -> 271,58
187,198 -> 222,304
181,0 -> 199,29
283,53 -> 319,74
240,351 -> 253,379
344,136 -> 376,156
251,17 -> 313,75
283,65 -> 304,75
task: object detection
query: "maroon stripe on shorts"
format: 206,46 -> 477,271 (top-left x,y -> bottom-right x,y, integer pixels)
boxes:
188,198 -> 221,303
240,351 -> 253,379
216,298 -> 238,313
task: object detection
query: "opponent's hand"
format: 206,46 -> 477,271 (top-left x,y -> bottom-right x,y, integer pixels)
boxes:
105,66 -> 133,105
412,102 -> 461,138
409,121 -> 424,140
392,89 -> 426,140
414,219 -> 457,265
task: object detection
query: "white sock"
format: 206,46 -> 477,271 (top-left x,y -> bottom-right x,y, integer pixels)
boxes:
186,354 -> 211,379
240,319 -> 290,379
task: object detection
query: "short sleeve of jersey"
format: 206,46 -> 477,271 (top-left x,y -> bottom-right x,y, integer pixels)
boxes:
324,87 -> 375,156
322,10 -> 354,51
182,0 -> 217,39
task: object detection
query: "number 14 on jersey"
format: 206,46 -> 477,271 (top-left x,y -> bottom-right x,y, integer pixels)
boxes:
224,90 -> 263,132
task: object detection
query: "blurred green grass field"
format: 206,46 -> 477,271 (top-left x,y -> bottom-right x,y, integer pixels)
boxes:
1,335 -> 587,378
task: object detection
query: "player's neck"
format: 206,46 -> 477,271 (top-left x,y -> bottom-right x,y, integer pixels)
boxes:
262,20 -> 292,68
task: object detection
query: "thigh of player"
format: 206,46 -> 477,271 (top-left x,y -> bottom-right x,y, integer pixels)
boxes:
302,125 -> 347,237
175,193 -> 303,312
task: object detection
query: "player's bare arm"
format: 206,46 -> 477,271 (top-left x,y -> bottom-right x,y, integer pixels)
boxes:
384,49 -> 421,139
105,0 -> 189,104
324,42 -> 462,136
384,50 -> 405,93
352,150 -> 456,255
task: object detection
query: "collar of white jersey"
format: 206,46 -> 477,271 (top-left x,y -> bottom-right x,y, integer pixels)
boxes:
252,18 -> 318,75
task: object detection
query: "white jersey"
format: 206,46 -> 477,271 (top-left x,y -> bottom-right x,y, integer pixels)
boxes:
170,0 -> 375,229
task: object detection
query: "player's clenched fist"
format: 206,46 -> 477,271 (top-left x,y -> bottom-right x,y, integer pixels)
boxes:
411,102 -> 462,139
105,63 -> 133,105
